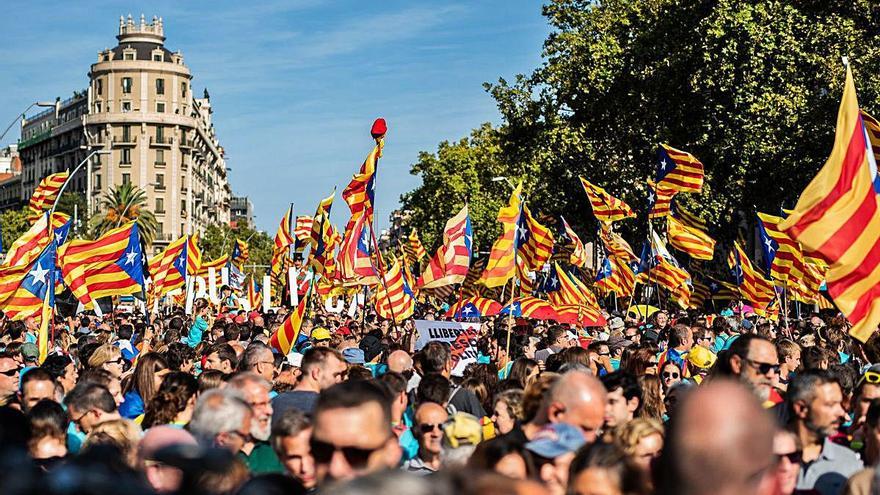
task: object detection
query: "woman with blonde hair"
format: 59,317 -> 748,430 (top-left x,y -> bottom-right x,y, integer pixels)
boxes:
491,389 -> 525,437
87,344 -> 125,378
636,375 -> 665,422
613,417 -> 664,472
82,418 -> 143,468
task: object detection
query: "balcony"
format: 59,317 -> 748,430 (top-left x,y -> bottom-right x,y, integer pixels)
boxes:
178,138 -> 194,150
150,136 -> 172,148
112,135 -> 137,146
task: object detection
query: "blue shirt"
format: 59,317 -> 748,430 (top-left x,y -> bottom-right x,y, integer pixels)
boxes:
185,316 -> 208,348
119,390 -> 144,419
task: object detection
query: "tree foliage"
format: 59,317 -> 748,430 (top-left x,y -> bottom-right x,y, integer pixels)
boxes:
0,207 -> 30,251
199,223 -> 274,280
90,183 -> 159,245
401,0 -> 880,247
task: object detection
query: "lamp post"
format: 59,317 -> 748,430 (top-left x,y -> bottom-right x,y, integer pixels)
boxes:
50,148 -> 111,216
491,176 -> 516,189
0,100 -> 60,143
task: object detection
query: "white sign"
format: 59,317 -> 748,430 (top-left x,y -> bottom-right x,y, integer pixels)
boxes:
414,320 -> 481,376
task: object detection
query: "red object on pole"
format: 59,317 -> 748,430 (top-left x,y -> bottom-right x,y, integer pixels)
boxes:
371,118 -> 387,139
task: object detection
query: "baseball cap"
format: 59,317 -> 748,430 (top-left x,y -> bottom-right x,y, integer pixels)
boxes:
311,327 -> 331,341
687,346 -> 717,370
286,352 -> 304,368
525,423 -> 586,459
20,343 -> 39,362
608,317 -> 625,331
442,412 -> 483,448
607,335 -> 633,350
342,347 -> 365,365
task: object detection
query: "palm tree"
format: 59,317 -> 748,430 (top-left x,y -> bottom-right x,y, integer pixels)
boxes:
90,183 -> 158,245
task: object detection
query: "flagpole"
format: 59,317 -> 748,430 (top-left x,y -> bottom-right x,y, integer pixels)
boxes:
506,194 -> 525,358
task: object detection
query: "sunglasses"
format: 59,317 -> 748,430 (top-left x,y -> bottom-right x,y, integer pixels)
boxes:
310,438 -> 383,468
662,371 -> 680,379
775,450 -> 802,464
0,368 -> 18,377
417,423 -> 443,435
862,370 -> 880,385
745,358 -> 780,376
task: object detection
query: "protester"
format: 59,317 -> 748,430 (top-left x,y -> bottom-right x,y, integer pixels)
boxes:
270,408 -> 317,490
273,347 -> 347,418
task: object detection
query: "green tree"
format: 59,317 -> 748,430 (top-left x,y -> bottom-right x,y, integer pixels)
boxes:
55,192 -> 89,239
0,207 -> 30,251
199,223 -> 274,280
403,0 -> 880,247
90,183 -> 159,245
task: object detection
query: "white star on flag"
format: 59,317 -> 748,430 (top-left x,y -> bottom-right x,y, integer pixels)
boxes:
462,306 -> 473,315
660,158 -> 669,171
124,249 -> 139,265
764,238 -> 775,253
517,224 -> 528,240
29,263 -> 50,286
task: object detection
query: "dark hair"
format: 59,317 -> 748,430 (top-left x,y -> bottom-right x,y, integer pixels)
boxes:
569,442 -> 647,495
207,343 -> 238,369
714,334 -> 771,377
668,325 -> 692,349
601,371 -> 642,405
163,343 -> 196,371
117,324 -> 134,341
78,368 -> 115,389
28,399 -> 67,446
64,383 -> 116,413
271,408 -> 311,454
125,352 -> 168,404
420,342 -> 451,374
867,399 -> 880,430
786,369 -> 841,414
41,355 -> 74,381
467,434 -> 534,474
508,358 -> 539,389
314,380 -> 391,432
301,347 -> 344,374
223,324 -> 241,343
141,371 -> 198,428
802,346 -> 832,371
197,370 -> 227,393
379,371 -> 408,397
237,473 -> 305,495
416,373 -> 450,406
20,367 -> 55,391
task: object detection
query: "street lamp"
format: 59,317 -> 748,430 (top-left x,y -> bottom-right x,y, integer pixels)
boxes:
491,176 -> 516,189
50,148 -> 111,216
0,100 -> 60,143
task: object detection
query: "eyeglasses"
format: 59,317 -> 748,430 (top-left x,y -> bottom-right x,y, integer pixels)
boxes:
417,423 -> 443,435
0,368 -> 19,377
310,437 -> 386,468
227,429 -> 253,443
662,371 -> 680,379
775,450 -> 802,464
862,370 -> 880,385
745,358 -> 780,376
107,357 -> 125,366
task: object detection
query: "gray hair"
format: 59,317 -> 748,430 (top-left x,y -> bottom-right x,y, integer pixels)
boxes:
227,371 -> 271,392
240,342 -> 273,371
188,388 -> 251,446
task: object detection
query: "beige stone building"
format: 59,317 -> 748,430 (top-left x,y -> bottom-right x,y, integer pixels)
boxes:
15,15 -> 231,250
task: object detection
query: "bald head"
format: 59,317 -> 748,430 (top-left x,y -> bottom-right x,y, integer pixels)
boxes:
545,371 -> 607,443
387,350 -> 413,374
656,380 -> 776,495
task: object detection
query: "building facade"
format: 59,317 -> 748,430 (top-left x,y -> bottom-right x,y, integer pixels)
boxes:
230,195 -> 254,228
16,15 -> 231,250
0,145 -> 22,211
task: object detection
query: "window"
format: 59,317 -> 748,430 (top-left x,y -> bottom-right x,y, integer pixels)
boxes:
122,173 -> 130,185
95,174 -> 102,189
94,102 -> 102,113
156,173 -> 165,187
156,102 -> 165,113
181,200 -> 186,213
181,82 -> 187,97
124,52 -> 134,61
156,126 -> 164,142
96,79 -> 103,95
156,198 -> 164,213
156,78 -> 164,95
155,150 -> 165,165
122,125 -> 131,142
121,101 -> 131,113
122,77 -> 132,94
157,223 -> 164,236
153,53 -> 163,62
121,149 -> 131,165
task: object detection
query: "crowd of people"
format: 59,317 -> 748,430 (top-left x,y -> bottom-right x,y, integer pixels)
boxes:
0,293 -> 878,495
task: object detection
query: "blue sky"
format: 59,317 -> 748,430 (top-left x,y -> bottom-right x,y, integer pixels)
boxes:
0,1 -> 549,233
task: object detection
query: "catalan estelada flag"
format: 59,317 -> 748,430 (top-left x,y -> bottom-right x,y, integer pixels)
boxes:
727,241 -> 775,310
375,258 -> 416,322
500,296 -> 560,320
445,296 -> 502,319
595,256 -> 636,297
269,296 -> 307,355
408,229 -> 427,262
657,144 -> 704,193
197,255 -> 229,286
560,217 -> 587,268
339,212 -> 378,286
27,172 -> 69,224
231,239 -> 249,266
4,212 -> 69,268
667,215 -> 715,260
247,274 -> 262,311
580,178 -> 635,223
149,235 -> 191,296
517,204 -> 554,271
671,201 -> 707,230
0,240 -> 55,362
307,191 -> 337,275
757,212 -> 809,285
461,257 -> 486,297
599,224 -> 637,262
481,182 -> 523,287
647,180 -> 676,219
861,109 -> 880,164
271,206 -> 295,281
780,66 -> 880,340
342,128 -> 382,233
648,258 -> 692,309
418,205 -> 472,288
58,223 -> 145,306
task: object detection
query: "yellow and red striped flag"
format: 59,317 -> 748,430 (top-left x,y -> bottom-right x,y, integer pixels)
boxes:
727,241 -> 775,310
560,217 -> 587,268
148,235 -> 195,296
461,257 -> 486,297
595,256 -> 636,297
757,212 -> 810,285
480,182 -> 522,287
599,224 -> 637,262
671,201 -> 708,230
342,123 -> 383,233
231,239 -> 249,266
58,223 -> 146,306
517,204 -> 554,271
375,258 -> 416,322
339,212 -> 378,286
4,212 -> 69,268
780,66 -> 880,340
647,180 -> 676,219
408,229 -> 427,261
270,297 -> 307,355
579,178 -> 635,223
861,109 -> 880,163
197,255 -> 228,285
647,258 -> 692,309
294,216 -> 313,245
247,274 -> 262,311
0,240 -> 56,323
667,216 -> 715,261
418,205 -> 472,289
27,172 -> 69,224
657,144 -> 704,193
271,206 -> 295,281
307,192 -> 337,275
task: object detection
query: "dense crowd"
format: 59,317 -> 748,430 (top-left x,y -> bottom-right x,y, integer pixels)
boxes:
0,292 -> 878,495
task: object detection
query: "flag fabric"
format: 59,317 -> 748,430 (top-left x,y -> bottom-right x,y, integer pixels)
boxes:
647,258 -> 692,308
516,204 -> 554,271
294,216 -> 313,244
307,192 -> 336,275
408,229 -> 427,261
560,217 -> 587,267
481,183 -> 523,287
231,239 -> 249,266
543,263 -> 604,324
339,212 -> 378,286
517,258 -> 535,296
4,212 -> 69,268
579,178 -> 635,223
500,296 -> 560,320
689,279 -> 711,309
445,296 -> 502,319
58,223 -> 146,306
418,205 -> 473,288
27,172 -> 69,224
375,258 -> 416,322
271,207 -> 295,280
861,109 -> 880,164
247,275 -> 262,311
595,256 -> 636,297
667,216 -> 715,261
543,262 -> 585,306
599,224 -> 637,262
342,136 -> 381,233
657,144 -> 704,193
779,66 -> 880,340
727,242 -> 775,310
197,255 -> 229,285
647,180 -> 676,219
671,201 -> 708,231
148,235 -> 191,296
757,212 -> 810,285
187,235 -> 202,278
269,297 -> 307,355
461,257 -> 486,297
0,240 -> 56,322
